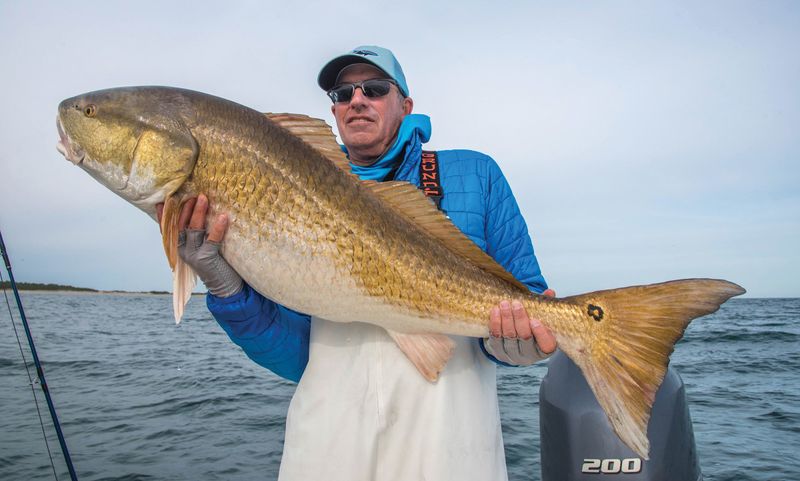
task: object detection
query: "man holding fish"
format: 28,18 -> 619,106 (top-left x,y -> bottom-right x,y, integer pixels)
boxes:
57,39 -> 744,476
172,46 -> 556,480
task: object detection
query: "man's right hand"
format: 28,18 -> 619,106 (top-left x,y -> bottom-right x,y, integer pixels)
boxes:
157,194 -> 243,298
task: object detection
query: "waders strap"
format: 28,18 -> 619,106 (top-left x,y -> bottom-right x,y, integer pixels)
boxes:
420,150 -> 443,210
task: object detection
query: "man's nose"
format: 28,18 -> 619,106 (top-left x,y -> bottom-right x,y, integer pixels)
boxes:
348,86 -> 369,107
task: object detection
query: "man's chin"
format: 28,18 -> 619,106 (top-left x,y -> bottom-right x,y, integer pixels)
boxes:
343,124 -> 377,137
343,134 -> 379,151
344,143 -> 385,164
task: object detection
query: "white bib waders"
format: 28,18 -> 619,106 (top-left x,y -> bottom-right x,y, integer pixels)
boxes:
278,318 -> 509,481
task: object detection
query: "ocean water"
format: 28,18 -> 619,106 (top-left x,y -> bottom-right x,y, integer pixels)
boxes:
0,293 -> 797,481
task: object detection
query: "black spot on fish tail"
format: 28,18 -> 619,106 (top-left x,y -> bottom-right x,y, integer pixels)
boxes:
588,303 -> 604,321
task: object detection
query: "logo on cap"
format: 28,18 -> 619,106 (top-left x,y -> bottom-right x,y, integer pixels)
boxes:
353,50 -> 377,56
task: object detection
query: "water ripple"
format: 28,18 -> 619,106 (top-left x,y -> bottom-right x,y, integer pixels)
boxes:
1,294 -> 798,481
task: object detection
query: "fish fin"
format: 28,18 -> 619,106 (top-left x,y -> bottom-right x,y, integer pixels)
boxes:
263,112 -> 522,295
365,181 -> 530,292
172,255 -> 197,325
557,278 -> 746,459
387,330 -> 455,382
160,195 -> 198,324
264,113 -> 351,173
160,195 -> 183,270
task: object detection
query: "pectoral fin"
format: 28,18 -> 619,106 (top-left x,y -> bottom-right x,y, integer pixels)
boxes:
172,255 -> 197,325
387,330 -> 455,382
160,195 -> 197,324
160,195 -> 182,270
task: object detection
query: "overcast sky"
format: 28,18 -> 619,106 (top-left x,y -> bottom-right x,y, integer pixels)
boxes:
0,1 -> 797,298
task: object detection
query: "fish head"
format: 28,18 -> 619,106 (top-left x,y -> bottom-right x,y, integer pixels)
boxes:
57,87 -> 199,218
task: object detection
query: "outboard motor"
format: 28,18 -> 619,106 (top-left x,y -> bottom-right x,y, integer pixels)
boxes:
539,352 -> 702,481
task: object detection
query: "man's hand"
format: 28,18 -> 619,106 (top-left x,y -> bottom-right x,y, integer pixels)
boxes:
484,289 -> 558,366
157,194 -> 243,298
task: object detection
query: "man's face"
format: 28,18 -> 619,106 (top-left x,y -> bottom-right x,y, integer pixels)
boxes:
330,64 -> 413,166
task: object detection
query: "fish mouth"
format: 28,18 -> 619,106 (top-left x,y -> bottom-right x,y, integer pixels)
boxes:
56,116 -> 85,165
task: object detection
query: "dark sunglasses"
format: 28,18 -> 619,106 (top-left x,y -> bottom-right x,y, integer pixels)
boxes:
327,79 -> 399,103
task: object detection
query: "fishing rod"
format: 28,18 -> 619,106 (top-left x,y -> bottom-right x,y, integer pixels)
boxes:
0,229 -> 79,481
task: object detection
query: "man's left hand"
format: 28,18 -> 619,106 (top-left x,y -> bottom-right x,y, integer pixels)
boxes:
484,289 -> 558,366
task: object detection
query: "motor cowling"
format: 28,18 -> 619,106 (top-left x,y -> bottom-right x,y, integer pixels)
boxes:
539,351 -> 702,481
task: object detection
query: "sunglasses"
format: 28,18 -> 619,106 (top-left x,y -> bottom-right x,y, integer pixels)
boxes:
327,79 -> 399,103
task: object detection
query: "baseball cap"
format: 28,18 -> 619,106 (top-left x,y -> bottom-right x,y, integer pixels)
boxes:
317,45 -> 409,97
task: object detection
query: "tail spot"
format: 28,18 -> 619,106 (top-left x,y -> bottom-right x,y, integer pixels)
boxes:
588,304 -> 604,321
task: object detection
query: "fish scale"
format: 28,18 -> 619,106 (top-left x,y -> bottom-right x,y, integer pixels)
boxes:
187,118 -> 514,332
56,85 -> 745,459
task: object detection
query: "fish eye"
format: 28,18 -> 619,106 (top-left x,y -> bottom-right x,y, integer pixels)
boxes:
84,104 -> 97,117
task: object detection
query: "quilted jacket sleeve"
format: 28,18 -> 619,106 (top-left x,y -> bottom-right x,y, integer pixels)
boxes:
479,156 -> 550,366
483,158 -> 548,294
207,284 -> 310,382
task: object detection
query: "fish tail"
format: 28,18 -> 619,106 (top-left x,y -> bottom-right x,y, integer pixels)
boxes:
559,278 -> 745,459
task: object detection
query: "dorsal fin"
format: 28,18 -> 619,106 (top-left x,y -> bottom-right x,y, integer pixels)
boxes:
364,180 -> 531,292
265,113 -> 527,292
264,113 -> 351,173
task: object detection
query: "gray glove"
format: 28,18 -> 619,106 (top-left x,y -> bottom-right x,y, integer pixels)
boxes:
484,336 -> 553,366
178,229 -> 243,298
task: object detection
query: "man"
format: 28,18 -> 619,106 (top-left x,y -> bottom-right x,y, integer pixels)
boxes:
170,46 -> 556,480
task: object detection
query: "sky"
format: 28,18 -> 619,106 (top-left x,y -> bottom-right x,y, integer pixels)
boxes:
0,1 -> 797,298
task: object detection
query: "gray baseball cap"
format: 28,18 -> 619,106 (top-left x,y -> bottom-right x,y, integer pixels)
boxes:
317,45 -> 409,97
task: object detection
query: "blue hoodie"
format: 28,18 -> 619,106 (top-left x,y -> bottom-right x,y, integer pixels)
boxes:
207,115 -> 547,381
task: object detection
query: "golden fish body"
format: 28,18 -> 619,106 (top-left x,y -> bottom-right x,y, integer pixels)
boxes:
56,86 -> 745,458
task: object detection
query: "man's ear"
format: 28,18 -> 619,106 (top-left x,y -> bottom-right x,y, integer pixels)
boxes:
403,96 -> 414,115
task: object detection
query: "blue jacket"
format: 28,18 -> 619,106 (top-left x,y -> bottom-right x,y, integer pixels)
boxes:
208,141 -> 547,382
